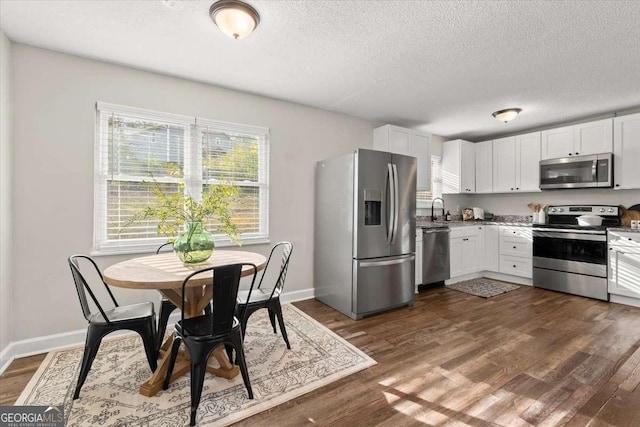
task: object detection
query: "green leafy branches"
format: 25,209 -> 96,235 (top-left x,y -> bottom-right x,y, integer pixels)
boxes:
122,173 -> 241,245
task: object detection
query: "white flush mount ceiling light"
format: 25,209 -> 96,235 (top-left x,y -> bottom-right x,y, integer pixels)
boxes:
492,108 -> 522,123
209,0 -> 260,40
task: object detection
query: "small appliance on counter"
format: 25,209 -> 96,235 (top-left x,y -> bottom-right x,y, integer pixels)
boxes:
472,207 -> 485,220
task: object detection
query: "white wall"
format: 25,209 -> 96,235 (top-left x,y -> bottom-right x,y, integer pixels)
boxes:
0,30 -> 13,355
11,44 -> 373,342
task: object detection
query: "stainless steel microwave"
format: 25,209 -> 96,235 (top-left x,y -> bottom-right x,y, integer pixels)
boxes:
539,153 -> 613,189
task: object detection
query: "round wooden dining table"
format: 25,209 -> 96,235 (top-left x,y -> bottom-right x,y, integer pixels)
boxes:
103,250 -> 267,397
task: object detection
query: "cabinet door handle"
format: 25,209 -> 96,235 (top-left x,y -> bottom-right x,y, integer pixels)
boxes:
462,238 -> 469,241
513,246 -> 517,249
575,152 -> 579,155
569,153 -> 572,156
513,265 -> 517,268
516,187 -> 520,190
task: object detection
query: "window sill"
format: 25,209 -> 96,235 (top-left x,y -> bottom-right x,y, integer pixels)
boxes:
91,236 -> 271,257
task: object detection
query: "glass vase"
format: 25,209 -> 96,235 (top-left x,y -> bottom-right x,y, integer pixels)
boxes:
174,221 -> 214,264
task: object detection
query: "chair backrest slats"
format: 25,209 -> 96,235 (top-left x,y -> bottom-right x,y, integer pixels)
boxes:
253,242 -> 292,303
180,263 -> 257,337
68,255 -> 118,324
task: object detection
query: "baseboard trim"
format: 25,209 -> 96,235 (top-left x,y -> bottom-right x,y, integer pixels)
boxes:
0,287 -> 316,375
482,272 -> 533,286
0,342 -> 15,375
610,294 -> 640,308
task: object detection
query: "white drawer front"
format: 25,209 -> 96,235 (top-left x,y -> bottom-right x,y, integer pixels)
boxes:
500,255 -> 533,278
500,226 -> 532,240
450,226 -> 482,239
609,231 -> 640,252
500,236 -> 532,256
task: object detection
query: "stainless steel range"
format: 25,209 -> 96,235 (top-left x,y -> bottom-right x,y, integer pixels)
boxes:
532,205 -> 621,301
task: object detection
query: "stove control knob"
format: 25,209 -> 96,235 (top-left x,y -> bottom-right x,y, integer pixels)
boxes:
608,208 -> 614,213
558,208 -> 565,212
600,208 -> 605,213
551,208 -> 556,213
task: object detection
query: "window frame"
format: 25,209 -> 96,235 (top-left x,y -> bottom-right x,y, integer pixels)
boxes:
92,102 -> 270,256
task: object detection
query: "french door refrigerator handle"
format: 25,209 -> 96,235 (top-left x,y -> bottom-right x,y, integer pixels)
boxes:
391,163 -> 399,243
386,163 -> 395,244
360,254 -> 415,268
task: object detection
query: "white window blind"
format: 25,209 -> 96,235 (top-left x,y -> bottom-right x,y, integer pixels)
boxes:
417,155 -> 443,208
94,102 -> 269,254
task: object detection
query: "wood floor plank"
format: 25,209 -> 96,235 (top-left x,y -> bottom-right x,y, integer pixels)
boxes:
3,286 -> 640,426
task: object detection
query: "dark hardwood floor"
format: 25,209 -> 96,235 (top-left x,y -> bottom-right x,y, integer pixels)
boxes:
2,286 -> 640,426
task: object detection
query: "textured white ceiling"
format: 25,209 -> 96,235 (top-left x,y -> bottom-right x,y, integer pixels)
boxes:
1,0 -> 639,140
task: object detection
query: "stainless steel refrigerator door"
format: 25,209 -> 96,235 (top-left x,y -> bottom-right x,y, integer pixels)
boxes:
354,149 -> 393,259
353,254 -> 415,317
390,153 -> 417,257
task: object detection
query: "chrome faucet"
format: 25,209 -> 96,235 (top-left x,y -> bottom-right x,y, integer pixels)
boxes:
431,197 -> 445,222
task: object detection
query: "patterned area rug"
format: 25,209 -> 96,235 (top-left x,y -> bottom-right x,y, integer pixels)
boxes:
447,278 -> 521,298
16,304 -> 375,426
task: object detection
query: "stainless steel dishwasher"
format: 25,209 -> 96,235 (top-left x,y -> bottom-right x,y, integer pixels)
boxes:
422,228 -> 450,285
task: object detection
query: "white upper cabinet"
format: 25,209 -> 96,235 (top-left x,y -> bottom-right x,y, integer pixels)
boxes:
461,142 -> 476,193
574,119 -> 613,155
516,132 -> 541,192
475,140 -> 493,193
541,126 -> 574,159
412,131 -> 431,192
492,132 -> 541,193
613,113 -> 640,190
541,119 -> 613,159
373,125 -> 431,191
443,139 -> 475,194
492,136 -> 517,193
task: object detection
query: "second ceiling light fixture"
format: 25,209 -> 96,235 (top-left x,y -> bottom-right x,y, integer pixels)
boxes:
209,0 -> 260,40
492,108 -> 522,123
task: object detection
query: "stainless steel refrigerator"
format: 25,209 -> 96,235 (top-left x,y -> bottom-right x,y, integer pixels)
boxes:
314,149 -> 416,320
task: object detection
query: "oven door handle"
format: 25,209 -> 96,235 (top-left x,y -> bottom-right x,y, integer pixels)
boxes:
533,230 -> 606,241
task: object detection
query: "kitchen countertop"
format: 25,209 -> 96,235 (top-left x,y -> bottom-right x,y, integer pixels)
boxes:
608,227 -> 640,233
418,220 -> 533,229
418,221 -> 640,233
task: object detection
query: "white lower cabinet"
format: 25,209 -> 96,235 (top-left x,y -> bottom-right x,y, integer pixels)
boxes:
499,255 -> 533,278
498,226 -> 532,278
448,224 -> 532,281
608,231 -> 640,299
484,225 -> 500,272
449,226 -> 484,278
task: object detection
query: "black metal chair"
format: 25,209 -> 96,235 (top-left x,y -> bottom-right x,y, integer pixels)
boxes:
154,242 -> 213,352
68,255 -> 157,400
236,242 -> 293,350
163,263 -> 257,426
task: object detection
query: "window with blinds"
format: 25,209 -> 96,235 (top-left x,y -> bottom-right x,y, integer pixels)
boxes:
416,155 -> 442,207
94,103 -> 269,254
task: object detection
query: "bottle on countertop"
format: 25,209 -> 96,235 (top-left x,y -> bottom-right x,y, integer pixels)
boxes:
445,210 -> 452,221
